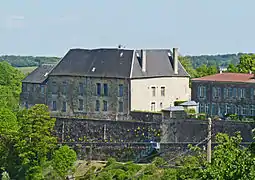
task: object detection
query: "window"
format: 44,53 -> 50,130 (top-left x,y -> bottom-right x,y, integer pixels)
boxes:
79,83 -> 84,96
32,84 -> 36,92
250,105 -> 255,116
198,86 -> 206,98
119,84 -> 124,97
240,88 -> 245,98
52,82 -> 57,94
224,88 -> 228,98
226,104 -> 231,114
161,87 -> 165,96
211,103 -> 216,115
96,83 -> 101,96
233,88 -> 237,97
103,84 -> 108,96
63,81 -> 67,95
103,100 -> 108,111
150,102 -> 156,111
228,88 -> 232,97
151,87 -> 156,97
251,88 -> 255,99
62,101 -> 67,112
205,104 -> 209,114
95,100 -> 100,111
119,101 -> 124,112
199,103 -> 204,113
22,83 -> 27,92
78,99 -> 83,111
52,101 -> 57,111
24,101 -> 28,109
160,102 -> 163,109
40,85 -> 44,94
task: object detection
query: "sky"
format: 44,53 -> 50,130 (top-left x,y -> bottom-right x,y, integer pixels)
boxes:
0,0 -> 255,56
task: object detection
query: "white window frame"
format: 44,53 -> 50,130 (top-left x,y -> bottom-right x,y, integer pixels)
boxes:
150,101 -> 156,111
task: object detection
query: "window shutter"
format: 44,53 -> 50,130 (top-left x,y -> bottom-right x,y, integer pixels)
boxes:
197,86 -> 200,98
203,87 -> 206,98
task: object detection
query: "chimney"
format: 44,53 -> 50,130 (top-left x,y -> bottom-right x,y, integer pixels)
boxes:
173,48 -> 179,74
141,50 -> 146,72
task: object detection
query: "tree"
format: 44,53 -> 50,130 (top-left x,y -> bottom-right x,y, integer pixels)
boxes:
227,63 -> 239,73
16,104 -> 57,179
195,64 -> 218,78
203,132 -> 255,179
179,56 -> 197,78
52,145 -> 77,178
237,54 -> 255,73
0,62 -> 24,110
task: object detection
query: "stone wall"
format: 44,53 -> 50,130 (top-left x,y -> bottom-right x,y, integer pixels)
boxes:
54,117 -> 254,162
55,118 -> 161,143
161,119 -> 255,143
46,76 -> 130,120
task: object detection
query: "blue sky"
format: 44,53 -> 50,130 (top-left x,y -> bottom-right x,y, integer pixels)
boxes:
0,0 -> 255,56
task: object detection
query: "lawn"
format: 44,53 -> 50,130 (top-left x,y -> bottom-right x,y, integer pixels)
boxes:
16,66 -> 37,74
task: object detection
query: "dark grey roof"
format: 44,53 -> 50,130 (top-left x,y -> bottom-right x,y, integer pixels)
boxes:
162,106 -> 185,112
22,64 -> 55,83
49,48 -> 134,78
131,49 -> 190,78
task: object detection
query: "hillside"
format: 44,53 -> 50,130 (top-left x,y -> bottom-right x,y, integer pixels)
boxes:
0,53 -> 253,69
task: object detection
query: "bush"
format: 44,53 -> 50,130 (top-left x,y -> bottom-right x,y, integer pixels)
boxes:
174,100 -> 187,106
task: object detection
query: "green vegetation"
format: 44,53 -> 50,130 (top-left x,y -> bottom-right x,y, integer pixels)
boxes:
0,64 -> 76,179
16,66 -> 37,74
0,55 -> 60,67
72,132 -> 255,179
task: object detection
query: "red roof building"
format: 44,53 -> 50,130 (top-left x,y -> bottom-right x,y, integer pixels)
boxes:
191,72 -> 255,119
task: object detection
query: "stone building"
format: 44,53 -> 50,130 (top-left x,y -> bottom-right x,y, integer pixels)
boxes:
191,72 -> 255,117
20,48 -> 190,119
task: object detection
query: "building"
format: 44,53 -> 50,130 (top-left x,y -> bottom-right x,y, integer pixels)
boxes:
191,72 -> 255,118
20,48 -> 190,119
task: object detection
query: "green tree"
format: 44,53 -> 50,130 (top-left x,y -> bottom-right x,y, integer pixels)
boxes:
16,104 -> 57,179
195,64 -> 218,77
227,63 -> 239,72
179,56 -> 197,78
0,108 -> 19,174
0,62 -> 24,110
237,54 -> 255,73
52,145 -> 77,178
203,132 -> 255,179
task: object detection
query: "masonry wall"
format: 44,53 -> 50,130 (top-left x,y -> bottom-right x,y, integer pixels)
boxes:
131,77 -> 190,112
20,82 -> 47,108
55,117 -> 254,162
192,80 -> 255,116
47,76 -> 130,120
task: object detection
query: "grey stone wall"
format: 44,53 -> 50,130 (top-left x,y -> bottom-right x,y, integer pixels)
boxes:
55,118 -> 161,143
54,117 -> 254,162
20,82 -> 46,107
161,119 -> 255,143
46,75 -> 130,120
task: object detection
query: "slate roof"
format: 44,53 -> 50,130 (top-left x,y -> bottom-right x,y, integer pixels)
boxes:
162,106 -> 185,112
50,48 -> 134,78
22,64 -> 55,83
192,73 -> 255,83
23,48 -> 190,82
131,49 -> 190,78
180,100 -> 198,106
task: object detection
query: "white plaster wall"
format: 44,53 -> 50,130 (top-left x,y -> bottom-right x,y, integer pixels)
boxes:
131,77 -> 190,111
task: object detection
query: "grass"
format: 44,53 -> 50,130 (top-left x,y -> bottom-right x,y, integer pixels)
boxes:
16,66 -> 37,74
73,160 -> 106,178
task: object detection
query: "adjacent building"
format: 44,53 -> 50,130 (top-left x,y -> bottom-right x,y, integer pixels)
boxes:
191,72 -> 255,117
20,48 -> 190,119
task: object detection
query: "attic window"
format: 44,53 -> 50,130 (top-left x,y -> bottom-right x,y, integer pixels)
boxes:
92,67 -> 96,72
167,52 -> 171,57
44,72 -> 49,77
136,52 -> 140,57
120,52 -> 123,57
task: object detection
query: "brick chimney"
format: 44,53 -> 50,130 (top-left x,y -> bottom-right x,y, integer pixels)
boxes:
173,48 -> 179,74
